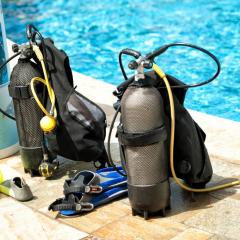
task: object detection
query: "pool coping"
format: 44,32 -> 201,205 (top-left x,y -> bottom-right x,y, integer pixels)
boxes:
6,39 -> 240,164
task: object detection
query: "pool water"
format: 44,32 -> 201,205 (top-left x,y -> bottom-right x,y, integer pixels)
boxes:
2,0 -> 240,121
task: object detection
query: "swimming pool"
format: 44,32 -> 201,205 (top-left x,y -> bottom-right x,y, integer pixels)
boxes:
2,0 -> 240,121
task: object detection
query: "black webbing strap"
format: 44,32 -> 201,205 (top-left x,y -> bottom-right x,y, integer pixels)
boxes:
117,125 -> 167,147
63,184 -> 85,195
48,197 -> 94,212
8,85 -> 32,99
48,198 -> 74,211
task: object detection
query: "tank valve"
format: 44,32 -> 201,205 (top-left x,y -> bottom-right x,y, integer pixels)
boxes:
12,44 -> 19,53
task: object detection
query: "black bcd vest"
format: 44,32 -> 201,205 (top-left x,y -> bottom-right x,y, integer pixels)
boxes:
42,38 -> 108,168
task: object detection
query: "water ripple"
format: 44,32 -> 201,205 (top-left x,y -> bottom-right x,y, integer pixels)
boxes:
2,0 -> 240,121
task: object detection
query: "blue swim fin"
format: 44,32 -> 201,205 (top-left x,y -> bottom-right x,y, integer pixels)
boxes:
49,166 -> 127,216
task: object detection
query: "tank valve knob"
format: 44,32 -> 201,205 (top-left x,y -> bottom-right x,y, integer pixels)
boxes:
24,48 -> 34,58
12,44 -> 19,53
128,60 -> 138,70
143,60 -> 153,69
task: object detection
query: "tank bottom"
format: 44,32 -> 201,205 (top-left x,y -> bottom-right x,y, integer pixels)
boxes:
128,179 -> 170,219
20,146 -> 43,176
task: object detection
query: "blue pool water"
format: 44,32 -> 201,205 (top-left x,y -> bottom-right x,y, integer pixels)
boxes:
2,0 -> 240,121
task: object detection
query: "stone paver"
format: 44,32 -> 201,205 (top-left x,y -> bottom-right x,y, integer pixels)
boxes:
0,198 -> 88,240
170,228 -> 213,240
93,215 -> 187,240
42,201 -> 131,234
209,235 -> 235,240
184,198 -> 240,239
82,236 -> 106,240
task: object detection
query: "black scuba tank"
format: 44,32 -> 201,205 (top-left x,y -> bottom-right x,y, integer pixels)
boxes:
118,81 -> 170,219
8,56 -> 44,176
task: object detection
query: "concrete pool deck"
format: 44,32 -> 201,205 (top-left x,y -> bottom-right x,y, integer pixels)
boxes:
0,41 -> 239,240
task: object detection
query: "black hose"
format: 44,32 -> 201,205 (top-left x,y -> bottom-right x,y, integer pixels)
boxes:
118,49 -> 141,81
118,51 -> 128,81
155,43 -> 221,89
0,52 -> 21,71
0,51 -> 21,121
107,105 -> 127,177
119,42 -> 221,89
0,108 -> 15,120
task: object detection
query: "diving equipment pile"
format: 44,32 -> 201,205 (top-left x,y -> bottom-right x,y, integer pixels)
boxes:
108,44 -> 240,219
48,167 -> 127,216
0,25 -> 108,178
1,24 -> 239,219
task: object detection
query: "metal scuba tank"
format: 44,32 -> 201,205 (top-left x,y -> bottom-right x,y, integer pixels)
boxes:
8,46 -> 44,176
119,59 -> 170,219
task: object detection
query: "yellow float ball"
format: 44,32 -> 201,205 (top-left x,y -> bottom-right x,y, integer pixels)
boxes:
40,116 -> 56,133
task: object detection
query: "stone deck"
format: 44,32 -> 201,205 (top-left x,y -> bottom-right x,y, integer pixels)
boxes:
0,41 -> 239,240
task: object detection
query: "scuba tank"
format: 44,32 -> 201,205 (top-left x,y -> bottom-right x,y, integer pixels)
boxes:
8,45 -> 44,176
119,56 -> 170,219
121,86 -> 170,218
4,25 -> 58,177
108,44 -> 240,219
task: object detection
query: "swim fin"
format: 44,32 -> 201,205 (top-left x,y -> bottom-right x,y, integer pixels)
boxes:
49,166 -> 127,216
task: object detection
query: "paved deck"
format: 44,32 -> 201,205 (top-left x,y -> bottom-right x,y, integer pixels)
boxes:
0,41 -> 239,240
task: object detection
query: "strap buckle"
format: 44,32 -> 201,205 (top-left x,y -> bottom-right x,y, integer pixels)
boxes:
75,202 -> 94,212
85,185 -> 102,194
8,85 -> 31,99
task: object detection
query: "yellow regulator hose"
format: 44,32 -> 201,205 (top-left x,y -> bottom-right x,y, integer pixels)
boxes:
153,63 -> 240,192
30,45 -> 57,132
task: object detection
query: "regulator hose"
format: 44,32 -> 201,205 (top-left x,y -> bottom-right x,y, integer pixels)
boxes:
107,104 -> 127,177
30,45 -> 57,119
153,63 -> 240,192
119,42 -> 221,89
